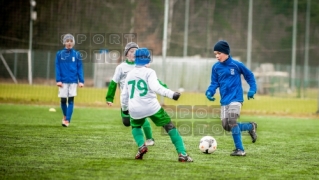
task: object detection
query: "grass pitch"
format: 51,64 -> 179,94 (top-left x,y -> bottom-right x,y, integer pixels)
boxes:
1,104 -> 319,179
0,83 -> 318,116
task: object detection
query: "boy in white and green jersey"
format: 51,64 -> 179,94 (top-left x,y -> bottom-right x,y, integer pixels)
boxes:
105,42 -> 154,146
121,48 -> 193,162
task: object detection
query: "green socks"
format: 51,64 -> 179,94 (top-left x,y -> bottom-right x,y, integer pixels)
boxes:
132,128 -> 144,147
168,128 -> 186,155
142,119 -> 153,140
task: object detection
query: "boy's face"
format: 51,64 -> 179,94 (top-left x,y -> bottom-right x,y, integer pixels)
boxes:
127,48 -> 137,62
214,51 -> 229,63
64,39 -> 74,49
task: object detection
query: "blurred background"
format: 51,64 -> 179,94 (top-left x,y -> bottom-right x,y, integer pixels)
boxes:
0,0 -> 318,103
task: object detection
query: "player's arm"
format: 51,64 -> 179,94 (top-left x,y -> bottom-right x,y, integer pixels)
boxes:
120,79 -> 129,111
206,65 -> 219,96
237,62 -> 257,100
77,51 -> 84,87
105,66 -> 121,106
148,71 -> 175,99
55,51 -> 62,87
105,80 -> 118,105
239,62 -> 257,93
158,79 -> 168,89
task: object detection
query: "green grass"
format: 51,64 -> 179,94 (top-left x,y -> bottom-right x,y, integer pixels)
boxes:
0,83 -> 318,116
1,104 -> 319,179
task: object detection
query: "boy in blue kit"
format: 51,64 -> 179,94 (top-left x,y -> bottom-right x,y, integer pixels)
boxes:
56,34 -> 84,127
206,40 -> 258,156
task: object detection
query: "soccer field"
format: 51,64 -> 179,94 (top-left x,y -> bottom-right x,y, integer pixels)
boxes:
0,104 -> 318,179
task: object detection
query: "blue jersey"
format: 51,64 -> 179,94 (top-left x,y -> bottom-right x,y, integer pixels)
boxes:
206,57 -> 257,106
55,48 -> 84,83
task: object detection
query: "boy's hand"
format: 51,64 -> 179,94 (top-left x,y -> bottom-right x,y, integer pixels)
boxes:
205,91 -> 215,101
107,102 -> 113,106
56,82 -> 63,87
79,83 -> 84,88
247,91 -> 255,100
172,92 -> 181,101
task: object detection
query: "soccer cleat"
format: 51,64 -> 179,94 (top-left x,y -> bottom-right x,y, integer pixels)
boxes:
178,154 -> 193,162
230,149 -> 246,156
248,122 -> 257,143
135,145 -> 148,160
145,139 -> 155,146
62,120 -> 69,127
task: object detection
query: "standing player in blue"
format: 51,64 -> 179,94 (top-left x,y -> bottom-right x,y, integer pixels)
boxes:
206,40 -> 257,156
121,48 -> 193,162
56,34 -> 84,127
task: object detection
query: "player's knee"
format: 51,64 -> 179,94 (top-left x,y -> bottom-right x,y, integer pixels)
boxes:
222,118 -> 231,131
228,112 -> 238,128
68,97 -> 74,104
61,98 -> 67,104
122,117 -> 130,127
163,121 -> 175,133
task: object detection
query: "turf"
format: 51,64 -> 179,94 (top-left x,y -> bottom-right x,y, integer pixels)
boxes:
0,83 -> 318,116
1,104 -> 319,179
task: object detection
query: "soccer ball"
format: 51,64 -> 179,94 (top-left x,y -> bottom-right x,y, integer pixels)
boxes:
199,136 -> 217,154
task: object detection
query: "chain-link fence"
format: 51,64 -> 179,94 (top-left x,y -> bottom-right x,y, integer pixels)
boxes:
0,0 -> 319,100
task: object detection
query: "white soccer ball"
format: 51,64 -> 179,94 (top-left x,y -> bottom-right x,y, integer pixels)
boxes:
199,136 -> 217,154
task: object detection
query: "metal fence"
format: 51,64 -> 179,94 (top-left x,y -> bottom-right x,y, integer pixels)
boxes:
0,0 -> 319,99
0,50 -> 318,99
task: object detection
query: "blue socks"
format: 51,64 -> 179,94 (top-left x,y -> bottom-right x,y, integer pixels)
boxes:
66,97 -> 74,122
231,123 -> 253,151
232,125 -> 244,151
238,122 -> 253,131
61,98 -> 67,117
61,97 -> 74,122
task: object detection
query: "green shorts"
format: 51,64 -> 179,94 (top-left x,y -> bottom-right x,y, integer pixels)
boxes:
130,108 -> 171,127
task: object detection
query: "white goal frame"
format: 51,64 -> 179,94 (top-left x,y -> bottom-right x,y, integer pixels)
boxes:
0,49 -> 31,84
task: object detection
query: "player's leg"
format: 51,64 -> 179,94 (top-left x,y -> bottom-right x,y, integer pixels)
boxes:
130,118 -> 148,159
58,83 -> 68,127
65,83 -> 77,124
237,122 -> 257,142
248,122 -> 257,143
66,97 -> 74,123
233,106 -> 257,143
142,119 -> 154,146
221,103 -> 246,156
230,103 -> 246,156
149,108 -> 193,162
238,122 -> 252,131
60,98 -> 67,124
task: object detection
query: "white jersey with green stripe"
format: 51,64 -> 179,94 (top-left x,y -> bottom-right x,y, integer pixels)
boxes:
121,66 -> 175,119
111,60 -> 135,91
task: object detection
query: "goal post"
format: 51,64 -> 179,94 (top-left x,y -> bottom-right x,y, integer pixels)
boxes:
0,49 -> 31,84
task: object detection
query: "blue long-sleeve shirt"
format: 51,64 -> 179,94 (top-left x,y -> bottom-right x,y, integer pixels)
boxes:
206,56 -> 257,106
55,48 -> 84,83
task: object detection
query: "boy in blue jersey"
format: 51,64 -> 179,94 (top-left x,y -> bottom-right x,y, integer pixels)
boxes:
206,40 -> 257,156
56,34 -> 84,127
